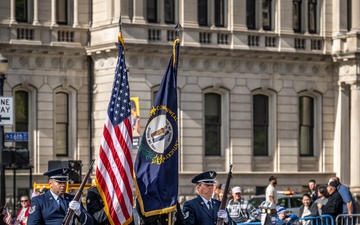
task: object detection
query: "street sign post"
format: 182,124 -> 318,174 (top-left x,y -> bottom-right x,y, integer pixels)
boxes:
0,97 -> 13,125
4,132 -> 29,142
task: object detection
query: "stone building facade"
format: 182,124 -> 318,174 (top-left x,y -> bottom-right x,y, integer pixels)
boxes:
0,0 -> 360,206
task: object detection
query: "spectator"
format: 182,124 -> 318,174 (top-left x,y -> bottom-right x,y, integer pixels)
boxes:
266,176 -> 278,204
299,194 -> 318,218
318,180 -> 343,220
227,186 -> 258,223
15,195 -> 31,225
311,185 -> 328,215
308,179 -> 318,203
329,177 -> 358,217
212,180 -> 222,200
276,206 -> 298,225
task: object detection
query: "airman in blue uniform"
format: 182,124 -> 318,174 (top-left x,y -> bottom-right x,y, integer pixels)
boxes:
27,168 -> 94,225
183,171 -> 235,225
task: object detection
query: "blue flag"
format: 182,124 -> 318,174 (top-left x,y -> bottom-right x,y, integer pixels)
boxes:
135,39 -> 180,217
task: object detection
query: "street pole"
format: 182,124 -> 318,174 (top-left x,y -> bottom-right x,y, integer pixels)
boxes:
0,52 -> 8,206
0,73 -> 5,206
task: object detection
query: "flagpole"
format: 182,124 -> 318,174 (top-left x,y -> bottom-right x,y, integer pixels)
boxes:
175,23 -> 182,39
119,16 -> 122,34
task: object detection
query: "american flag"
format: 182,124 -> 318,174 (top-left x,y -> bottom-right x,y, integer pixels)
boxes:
2,206 -> 12,225
95,33 -> 134,225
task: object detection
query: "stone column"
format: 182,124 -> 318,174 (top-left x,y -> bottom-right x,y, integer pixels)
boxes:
51,0 -> 57,26
10,0 -> 15,23
112,0 -> 120,24
350,82 -> 360,191
120,0 -> 131,23
133,0 -> 146,24
332,0 -> 347,34
33,0 -> 39,25
73,0 -> 79,27
333,82 -> 350,184
351,0 -> 360,31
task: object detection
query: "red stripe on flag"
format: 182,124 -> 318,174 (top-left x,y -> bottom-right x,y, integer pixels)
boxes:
97,119 -> 133,223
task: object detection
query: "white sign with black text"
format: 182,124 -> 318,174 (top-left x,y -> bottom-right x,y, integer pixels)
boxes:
0,97 -> 13,125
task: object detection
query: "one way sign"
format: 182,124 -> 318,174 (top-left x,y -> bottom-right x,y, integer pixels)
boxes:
0,97 -> 13,125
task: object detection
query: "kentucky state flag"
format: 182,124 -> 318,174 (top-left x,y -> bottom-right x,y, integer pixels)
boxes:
135,38 -> 180,217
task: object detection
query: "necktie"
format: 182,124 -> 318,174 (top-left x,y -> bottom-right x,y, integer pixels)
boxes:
208,200 -> 213,214
59,196 -> 67,214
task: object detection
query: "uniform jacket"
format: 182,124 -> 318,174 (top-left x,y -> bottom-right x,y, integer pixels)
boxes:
86,186 -> 110,225
27,190 -> 94,225
16,206 -> 30,225
183,195 -> 235,225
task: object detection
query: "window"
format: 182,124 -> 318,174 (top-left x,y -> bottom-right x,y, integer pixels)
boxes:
293,0 -> 302,33
299,96 -> 314,156
164,0 -> 175,24
56,0 -> 68,24
198,0 -> 208,26
262,0 -> 272,30
247,0 -> 256,29
347,0 -> 351,31
215,0 -> 225,27
308,0 -> 317,33
15,91 -> 29,149
253,94 -> 269,156
15,0 -> 27,22
204,93 -> 221,156
147,0 -> 158,23
55,92 -> 69,156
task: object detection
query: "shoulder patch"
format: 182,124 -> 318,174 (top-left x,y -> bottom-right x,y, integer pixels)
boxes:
184,211 -> 189,219
87,199 -> 90,204
29,205 -> 36,214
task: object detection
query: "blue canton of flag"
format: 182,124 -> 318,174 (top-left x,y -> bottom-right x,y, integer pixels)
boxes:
135,39 -> 181,218
108,46 -> 131,123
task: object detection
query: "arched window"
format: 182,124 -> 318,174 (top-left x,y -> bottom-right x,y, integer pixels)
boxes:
253,94 -> 269,156
299,96 -> 314,156
55,92 -> 69,156
15,90 -> 29,149
204,93 -> 222,156
298,90 -> 322,161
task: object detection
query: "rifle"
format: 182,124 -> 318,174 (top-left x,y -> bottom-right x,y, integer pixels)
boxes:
62,159 -> 95,225
216,164 -> 233,225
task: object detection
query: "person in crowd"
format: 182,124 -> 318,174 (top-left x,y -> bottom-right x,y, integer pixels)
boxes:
311,185 -> 328,215
27,168 -> 94,225
212,180 -> 222,200
15,195 -> 31,225
217,189 -> 224,202
308,179 -> 318,203
329,177 -> 357,217
266,176 -> 278,204
276,206 -> 298,225
299,193 -> 318,218
318,180 -> 343,220
183,171 -> 235,225
226,186 -> 258,223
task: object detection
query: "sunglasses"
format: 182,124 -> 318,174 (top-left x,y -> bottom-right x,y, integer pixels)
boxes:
21,200 -> 28,202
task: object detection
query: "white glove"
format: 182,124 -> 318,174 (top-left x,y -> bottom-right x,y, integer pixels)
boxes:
69,200 -> 81,216
217,209 -> 229,223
